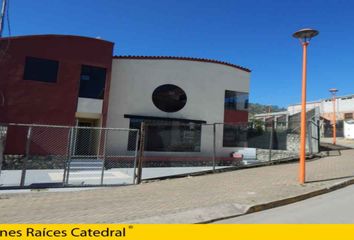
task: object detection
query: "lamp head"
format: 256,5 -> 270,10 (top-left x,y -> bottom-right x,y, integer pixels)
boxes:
293,28 -> 319,43
329,88 -> 338,94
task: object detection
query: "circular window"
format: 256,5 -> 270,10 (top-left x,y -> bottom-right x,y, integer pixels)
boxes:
152,84 -> 187,112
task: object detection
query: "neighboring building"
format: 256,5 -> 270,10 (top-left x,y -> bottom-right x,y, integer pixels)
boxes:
288,94 -> 354,121
0,35 -> 251,157
254,94 -> 354,139
288,94 -> 354,138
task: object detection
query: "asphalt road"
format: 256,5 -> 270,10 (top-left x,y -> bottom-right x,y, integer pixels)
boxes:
215,185 -> 354,223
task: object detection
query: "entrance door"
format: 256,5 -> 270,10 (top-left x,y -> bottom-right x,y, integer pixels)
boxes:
75,121 -> 96,156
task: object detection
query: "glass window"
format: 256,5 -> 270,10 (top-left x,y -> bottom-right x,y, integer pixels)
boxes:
79,65 -> 106,99
128,119 -> 201,152
223,90 -> 249,147
23,57 -> 59,83
222,124 -> 248,147
152,84 -> 187,112
224,90 -> 249,111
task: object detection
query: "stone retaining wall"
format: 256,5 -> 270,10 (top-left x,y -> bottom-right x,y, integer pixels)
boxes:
2,155 -> 66,170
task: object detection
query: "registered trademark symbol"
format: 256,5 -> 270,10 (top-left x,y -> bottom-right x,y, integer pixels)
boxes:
129,225 -> 134,229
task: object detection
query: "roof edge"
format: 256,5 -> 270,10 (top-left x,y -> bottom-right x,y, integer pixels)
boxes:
113,55 -> 251,73
0,34 -> 114,45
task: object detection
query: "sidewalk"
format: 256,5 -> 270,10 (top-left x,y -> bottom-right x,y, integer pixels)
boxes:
0,149 -> 354,223
321,137 -> 354,149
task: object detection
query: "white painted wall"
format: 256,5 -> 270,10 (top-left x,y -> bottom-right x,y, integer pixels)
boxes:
288,96 -> 354,116
77,98 -> 103,114
322,97 -> 354,114
344,120 -> 354,139
106,58 -> 250,156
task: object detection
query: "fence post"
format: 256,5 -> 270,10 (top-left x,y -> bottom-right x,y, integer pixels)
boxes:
307,121 -> 313,155
132,129 -> 140,184
212,123 -> 216,172
135,122 -> 145,184
317,120 -> 320,150
20,126 -> 32,187
268,120 -> 274,162
65,127 -> 75,184
97,128 -> 102,161
0,126 -> 6,176
100,129 -> 108,185
62,127 -> 72,185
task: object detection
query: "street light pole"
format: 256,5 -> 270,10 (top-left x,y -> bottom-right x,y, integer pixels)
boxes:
329,88 -> 338,145
293,28 -> 319,184
299,41 -> 308,184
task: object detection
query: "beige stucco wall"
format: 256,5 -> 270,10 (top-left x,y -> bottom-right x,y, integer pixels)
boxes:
108,59 -> 249,125
106,58 -> 250,156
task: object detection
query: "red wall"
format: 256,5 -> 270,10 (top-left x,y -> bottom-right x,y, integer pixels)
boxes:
0,35 -> 114,154
224,109 -> 249,124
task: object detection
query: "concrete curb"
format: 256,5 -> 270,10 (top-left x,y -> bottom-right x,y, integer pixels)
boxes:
125,203 -> 251,224
127,177 -> 354,224
199,177 -> 354,223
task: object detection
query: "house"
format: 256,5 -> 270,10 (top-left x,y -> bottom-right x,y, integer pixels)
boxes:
0,35 -> 251,159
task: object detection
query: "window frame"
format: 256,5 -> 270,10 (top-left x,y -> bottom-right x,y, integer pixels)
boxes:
127,118 -> 202,152
23,56 -> 59,83
79,65 -> 107,99
224,90 -> 249,111
152,84 -> 187,113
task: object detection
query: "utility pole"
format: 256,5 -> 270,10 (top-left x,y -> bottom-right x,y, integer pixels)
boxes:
329,88 -> 338,145
0,0 -> 7,37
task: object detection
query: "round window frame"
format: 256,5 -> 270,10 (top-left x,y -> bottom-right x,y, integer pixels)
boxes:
152,84 -> 187,113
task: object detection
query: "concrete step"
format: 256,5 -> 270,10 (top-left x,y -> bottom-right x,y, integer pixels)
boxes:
69,158 -> 104,171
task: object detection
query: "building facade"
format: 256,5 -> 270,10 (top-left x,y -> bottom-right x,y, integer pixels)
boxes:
0,35 -> 251,157
0,35 -> 114,154
107,56 -> 250,156
288,95 -> 354,121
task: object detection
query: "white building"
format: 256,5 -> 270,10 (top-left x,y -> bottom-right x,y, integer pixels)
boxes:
106,56 -> 251,157
287,94 -> 354,121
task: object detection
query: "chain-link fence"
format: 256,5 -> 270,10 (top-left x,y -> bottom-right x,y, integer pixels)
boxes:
133,121 -> 215,182
214,120 -> 320,166
0,124 -> 139,188
0,119 -> 322,188
133,119 -> 320,182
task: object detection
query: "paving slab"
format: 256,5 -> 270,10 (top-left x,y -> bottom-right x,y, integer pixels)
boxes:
0,149 -> 353,223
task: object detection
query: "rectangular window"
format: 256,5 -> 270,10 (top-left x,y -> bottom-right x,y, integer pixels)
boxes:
128,119 -> 201,152
23,57 -> 59,83
344,113 -> 353,120
224,90 -> 249,111
223,90 -> 249,147
79,65 -> 106,99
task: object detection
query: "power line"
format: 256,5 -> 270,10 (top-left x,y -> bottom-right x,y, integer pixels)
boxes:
6,0 -> 10,36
